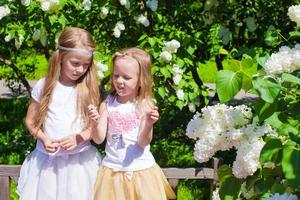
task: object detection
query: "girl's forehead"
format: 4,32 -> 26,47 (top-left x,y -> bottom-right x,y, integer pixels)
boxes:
64,51 -> 92,61
114,57 -> 139,73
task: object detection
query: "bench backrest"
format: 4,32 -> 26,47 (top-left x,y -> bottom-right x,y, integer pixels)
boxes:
0,158 -> 221,200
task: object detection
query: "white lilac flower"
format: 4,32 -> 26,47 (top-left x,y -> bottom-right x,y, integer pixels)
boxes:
176,89 -> 184,100
0,5 -> 11,20
136,14 -> 150,27
38,0 -> 59,12
15,40 -> 22,49
82,0 -> 91,11
113,21 -> 125,38
163,39 -> 181,53
212,188 -> 221,200
264,45 -> 300,75
113,27 -> 121,38
188,103 -> 196,113
119,0 -> 130,9
288,5 -> 300,27
97,71 -> 104,79
173,74 -> 182,85
21,0 -> 32,6
41,1 -> 50,11
159,51 -> 172,63
95,61 -> 108,72
119,0 -> 127,6
186,103 -> 273,179
146,0 -> 158,11
267,193 -> 298,200
100,7 -> 109,17
116,21 -> 125,31
232,139 -> 265,178
4,35 -> 11,42
172,64 -> 183,74
33,29 -> 41,41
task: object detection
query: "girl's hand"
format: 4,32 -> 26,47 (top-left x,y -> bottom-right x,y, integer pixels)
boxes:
88,104 -> 100,123
42,138 -> 60,153
145,106 -> 159,125
59,134 -> 83,151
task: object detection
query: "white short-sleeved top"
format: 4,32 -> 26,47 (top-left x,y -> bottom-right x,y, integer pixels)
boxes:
101,95 -> 155,171
31,78 -> 84,140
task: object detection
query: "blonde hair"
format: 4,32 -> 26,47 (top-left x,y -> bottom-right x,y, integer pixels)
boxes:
36,27 -> 100,131
109,47 -> 154,114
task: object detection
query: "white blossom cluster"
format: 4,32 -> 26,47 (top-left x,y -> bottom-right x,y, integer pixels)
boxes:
0,4 -> 10,20
95,61 -> 108,79
159,39 -> 180,63
212,187 -> 221,200
37,0 -> 60,11
264,44 -> 300,75
288,5 -> 300,27
146,0 -> 158,11
135,14 -> 150,27
21,0 -> 32,6
172,64 -> 183,85
119,0 -> 130,9
100,7 -> 109,18
267,193 -> 298,200
113,21 -> 125,38
81,0 -> 91,11
15,35 -> 25,49
186,104 -> 273,178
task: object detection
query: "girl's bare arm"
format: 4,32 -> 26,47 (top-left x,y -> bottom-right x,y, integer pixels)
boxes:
89,102 -> 108,144
137,106 -> 159,148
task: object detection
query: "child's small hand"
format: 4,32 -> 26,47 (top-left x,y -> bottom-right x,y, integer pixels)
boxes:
59,134 -> 83,151
146,106 -> 159,125
42,138 -> 60,153
88,104 -> 100,123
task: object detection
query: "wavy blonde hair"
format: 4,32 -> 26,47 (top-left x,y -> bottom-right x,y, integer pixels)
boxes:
36,27 -> 100,131
109,47 -> 154,114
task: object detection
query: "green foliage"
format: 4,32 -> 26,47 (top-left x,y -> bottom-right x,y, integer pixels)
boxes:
0,98 -> 34,164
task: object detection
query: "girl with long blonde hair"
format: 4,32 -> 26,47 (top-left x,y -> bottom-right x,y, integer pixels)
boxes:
17,27 -> 101,200
88,47 -> 176,200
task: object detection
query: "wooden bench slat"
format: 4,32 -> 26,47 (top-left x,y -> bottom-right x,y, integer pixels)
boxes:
162,168 -> 214,179
0,165 -> 21,177
0,176 -> 10,200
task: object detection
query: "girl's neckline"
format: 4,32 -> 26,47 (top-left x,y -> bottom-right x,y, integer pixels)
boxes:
115,96 -> 136,105
57,80 -> 76,88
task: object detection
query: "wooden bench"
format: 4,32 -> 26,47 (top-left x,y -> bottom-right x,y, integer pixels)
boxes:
0,158 -> 221,200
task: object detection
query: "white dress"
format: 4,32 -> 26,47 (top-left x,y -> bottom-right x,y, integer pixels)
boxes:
17,79 -> 101,200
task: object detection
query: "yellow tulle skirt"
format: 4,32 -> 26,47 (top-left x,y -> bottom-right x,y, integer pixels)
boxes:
93,164 -> 176,200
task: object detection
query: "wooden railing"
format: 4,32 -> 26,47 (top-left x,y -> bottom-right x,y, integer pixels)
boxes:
0,158 -> 221,200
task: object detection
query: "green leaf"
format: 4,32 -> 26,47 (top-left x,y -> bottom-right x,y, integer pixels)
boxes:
216,70 -> 243,102
282,73 -> 300,84
48,15 -> 58,25
160,67 -> 171,79
252,77 -> 281,103
218,27 -> 232,45
244,17 -> 257,32
218,165 -> 233,184
282,146 -> 300,188
289,30 -> 300,39
254,99 -> 278,122
219,48 -> 229,55
222,59 -> 240,72
197,60 -> 218,83
158,87 -> 166,98
240,58 -> 257,90
264,26 -> 281,47
219,175 -> 242,200
260,137 -> 282,163
176,100 -> 185,110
